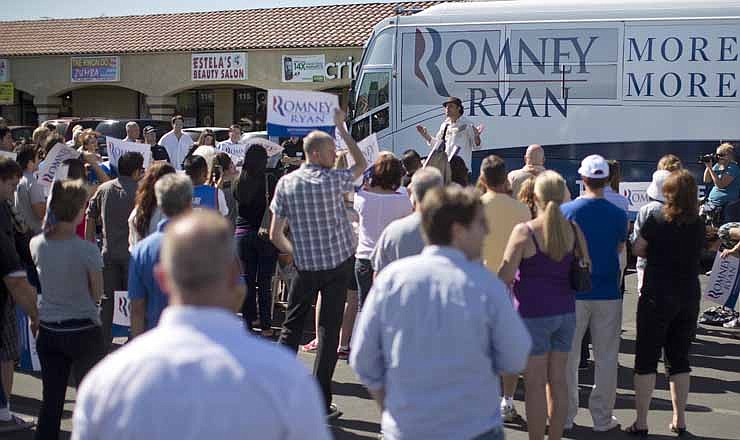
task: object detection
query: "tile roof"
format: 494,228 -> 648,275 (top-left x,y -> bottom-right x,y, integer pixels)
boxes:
0,2 -> 443,57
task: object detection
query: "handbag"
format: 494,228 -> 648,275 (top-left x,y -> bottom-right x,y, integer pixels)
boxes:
569,221 -> 592,292
257,174 -> 272,240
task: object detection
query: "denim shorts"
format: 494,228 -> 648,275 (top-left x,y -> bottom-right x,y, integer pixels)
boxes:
523,313 -> 576,356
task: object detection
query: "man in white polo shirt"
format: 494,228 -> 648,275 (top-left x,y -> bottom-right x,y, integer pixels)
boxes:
159,115 -> 193,170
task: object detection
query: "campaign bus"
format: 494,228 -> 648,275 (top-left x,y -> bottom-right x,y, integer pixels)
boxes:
347,0 -> 740,214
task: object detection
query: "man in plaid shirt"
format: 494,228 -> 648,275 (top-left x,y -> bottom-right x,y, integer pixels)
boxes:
270,109 -> 367,420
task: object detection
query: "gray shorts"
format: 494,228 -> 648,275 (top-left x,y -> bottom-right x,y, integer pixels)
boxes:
0,300 -> 19,362
523,313 -> 576,356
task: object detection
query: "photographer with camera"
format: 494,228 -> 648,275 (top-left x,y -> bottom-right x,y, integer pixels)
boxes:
701,143 -> 740,226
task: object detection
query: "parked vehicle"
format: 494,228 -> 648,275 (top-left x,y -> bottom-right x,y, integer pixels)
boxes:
8,125 -> 34,143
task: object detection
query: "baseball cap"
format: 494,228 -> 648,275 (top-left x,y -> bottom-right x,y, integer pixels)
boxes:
577,154 -> 609,179
442,96 -> 463,109
647,170 -> 670,202
143,126 -> 157,135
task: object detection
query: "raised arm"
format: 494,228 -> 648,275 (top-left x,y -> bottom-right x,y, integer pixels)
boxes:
334,109 -> 367,179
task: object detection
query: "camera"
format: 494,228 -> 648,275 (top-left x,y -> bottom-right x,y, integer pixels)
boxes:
698,153 -> 716,164
212,164 -> 223,181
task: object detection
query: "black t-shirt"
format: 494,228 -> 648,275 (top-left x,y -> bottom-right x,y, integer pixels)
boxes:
233,171 -> 277,229
281,140 -> 304,173
641,212 -> 704,293
150,144 -> 171,162
0,204 -> 22,329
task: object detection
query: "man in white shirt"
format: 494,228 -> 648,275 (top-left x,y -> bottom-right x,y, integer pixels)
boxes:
416,96 -> 481,170
159,115 -> 193,170
216,124 -> 244,166
72,210 -> 330,440
123,121 -> 140,143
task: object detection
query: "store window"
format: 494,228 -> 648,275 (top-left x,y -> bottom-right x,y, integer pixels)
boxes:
234,87 -> 267,132
176,89 -> 215,127
0,91 -> 37,126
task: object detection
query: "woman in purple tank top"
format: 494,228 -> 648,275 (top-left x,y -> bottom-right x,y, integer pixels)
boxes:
499,171 -> 590,440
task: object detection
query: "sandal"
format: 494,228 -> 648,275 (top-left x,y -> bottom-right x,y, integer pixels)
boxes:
670,424 -> 688,437
625,422 -> 649,437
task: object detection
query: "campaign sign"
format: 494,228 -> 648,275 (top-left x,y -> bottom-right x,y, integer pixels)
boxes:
106,137 -> 152,169
620,182 -> 651,213
216,141 -> 247,166
0,150 -> 16,160
71,56 -> 120,82
16,306 -> 40,372
704,252 -> 740,307
267,89 -> 339,137
37,143 -> 81,187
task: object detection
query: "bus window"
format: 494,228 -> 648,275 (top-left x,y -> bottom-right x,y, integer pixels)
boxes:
364,31 -> 394,66
371,107 -> 389,133
355,72 -> 390,116
352,116 -> 370,140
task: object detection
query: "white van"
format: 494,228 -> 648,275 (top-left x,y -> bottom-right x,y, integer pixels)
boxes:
348,0 -> 740,204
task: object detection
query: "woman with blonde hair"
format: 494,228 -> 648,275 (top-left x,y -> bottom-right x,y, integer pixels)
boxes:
657,154 -> 683,172
499,170 -> 589,440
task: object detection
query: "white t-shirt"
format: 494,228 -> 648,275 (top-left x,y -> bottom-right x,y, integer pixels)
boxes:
431,116 -> 478,169
354,189 -> 413,260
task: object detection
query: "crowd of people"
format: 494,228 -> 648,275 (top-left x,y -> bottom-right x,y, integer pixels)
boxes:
0,101 -> 725,440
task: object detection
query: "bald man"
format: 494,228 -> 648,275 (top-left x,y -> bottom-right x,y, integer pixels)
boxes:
73,211 -> 330,440
508,144 -> 546,197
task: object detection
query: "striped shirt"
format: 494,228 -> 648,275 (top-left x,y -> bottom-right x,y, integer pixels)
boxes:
270,163 -> 354,271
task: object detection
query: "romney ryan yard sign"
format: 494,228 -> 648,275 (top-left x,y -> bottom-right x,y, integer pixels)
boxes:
192,53 -> 248,81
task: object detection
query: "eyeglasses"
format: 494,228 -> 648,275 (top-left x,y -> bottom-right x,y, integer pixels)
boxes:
717,153 -> 727,158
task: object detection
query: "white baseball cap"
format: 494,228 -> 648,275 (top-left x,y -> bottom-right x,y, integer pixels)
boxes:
577,154 -> 609,179
647,170 -> 671,202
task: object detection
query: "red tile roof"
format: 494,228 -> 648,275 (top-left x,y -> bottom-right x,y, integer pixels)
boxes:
0,2 -> 443,57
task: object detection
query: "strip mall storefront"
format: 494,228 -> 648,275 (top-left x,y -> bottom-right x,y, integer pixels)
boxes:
0,47 -> 361,128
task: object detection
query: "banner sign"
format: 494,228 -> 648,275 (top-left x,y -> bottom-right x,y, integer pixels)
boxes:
192,52 -> 248,81
106,137 -> 152,169
0,150 -> 16,161
0,82 -> 14,105
705,252 -> 740,307
619,182 -> 650,213
113,290 -> 131,327
71,56 -> 120,82
0,59 -> 9,82
282,55 -> 326,83
339,133 -> 380,186
216,141 -> 247,167
267,89 -> 339,137
38,143 -> 82,187
16,306 -> 40,372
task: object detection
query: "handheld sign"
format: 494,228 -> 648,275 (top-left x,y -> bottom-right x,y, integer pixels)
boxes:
704,252 -> 740,307
0,150 -> 16,160
37,143 -> 81,188
106,137 -> 151,169
113,290 -> 131,327
267,89 -> 339,137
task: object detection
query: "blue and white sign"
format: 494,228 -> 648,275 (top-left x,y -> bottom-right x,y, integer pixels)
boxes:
705,252 -> 740,307
267,89 -> 339,137
106,137 -> 152,169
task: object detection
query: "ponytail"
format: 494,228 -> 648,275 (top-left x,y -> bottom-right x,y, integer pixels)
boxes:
535,171 -> 574,262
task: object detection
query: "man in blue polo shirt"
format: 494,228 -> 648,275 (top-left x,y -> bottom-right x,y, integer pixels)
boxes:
561,155 -> 627,433
128,174 -> 193,337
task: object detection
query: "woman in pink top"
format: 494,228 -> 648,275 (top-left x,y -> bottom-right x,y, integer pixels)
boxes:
354,154 -> 412,307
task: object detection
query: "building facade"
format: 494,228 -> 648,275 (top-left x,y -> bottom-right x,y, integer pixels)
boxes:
0,2 -> 436,127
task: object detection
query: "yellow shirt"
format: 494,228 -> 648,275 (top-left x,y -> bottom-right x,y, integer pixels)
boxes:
481,191 -> 532,273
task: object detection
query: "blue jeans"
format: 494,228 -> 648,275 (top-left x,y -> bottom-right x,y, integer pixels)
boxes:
236,230 -> 277,330
355,258 -> 374,307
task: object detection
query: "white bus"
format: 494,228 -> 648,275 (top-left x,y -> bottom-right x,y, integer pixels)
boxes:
348,0 -> 740,210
